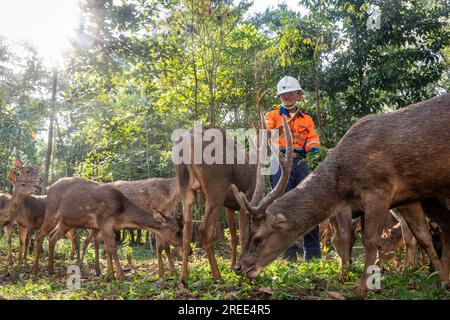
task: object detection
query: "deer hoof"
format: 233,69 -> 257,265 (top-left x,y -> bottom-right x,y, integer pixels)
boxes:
354,285 -> 368,299
178,279 -> 188,290
339,273 -> 349,283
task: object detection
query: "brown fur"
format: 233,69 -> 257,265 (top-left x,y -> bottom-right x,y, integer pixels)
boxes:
234,93 -> 450,298
176,125 -> 257,287
80,177 -> 183,277
31,177 -> 183,280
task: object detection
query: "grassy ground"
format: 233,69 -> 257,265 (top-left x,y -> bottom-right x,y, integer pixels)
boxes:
0,231 -> 449,300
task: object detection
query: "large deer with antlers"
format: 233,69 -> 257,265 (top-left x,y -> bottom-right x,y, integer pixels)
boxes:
232,93 -> 450,298
174,90 -> 297,287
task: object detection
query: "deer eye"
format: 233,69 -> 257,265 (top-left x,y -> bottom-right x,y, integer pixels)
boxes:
253,236 -> 264,247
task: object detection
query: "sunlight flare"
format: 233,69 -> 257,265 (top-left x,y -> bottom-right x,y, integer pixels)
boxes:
0,0 -> 80,65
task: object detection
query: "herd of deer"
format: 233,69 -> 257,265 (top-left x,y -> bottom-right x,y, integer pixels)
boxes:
0,93 -> 449,299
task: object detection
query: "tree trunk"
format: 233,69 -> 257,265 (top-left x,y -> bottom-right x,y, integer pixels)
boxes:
43,69 -> 57,190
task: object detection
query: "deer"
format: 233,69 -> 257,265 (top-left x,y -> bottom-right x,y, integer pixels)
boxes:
376,213 -> 417,270
0,176 -> 43,266
0,181 -> 80,267
411,197 -> 450,281
328,208 -> 363,282
79,177 -> 183,277
331,200 -> 450,283
232,93 -> 450,298
31,177 -> 183,281
0,192 -> 12,249
0,159 -> 43,265
173,89 -> 299,287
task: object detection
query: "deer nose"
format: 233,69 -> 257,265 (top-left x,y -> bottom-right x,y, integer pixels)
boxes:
233,263 -> 241,274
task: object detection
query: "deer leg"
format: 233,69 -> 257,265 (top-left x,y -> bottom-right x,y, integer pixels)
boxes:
356,196 -> 390,299
399,218 -> 415,271
66,229 -> 77,261
396,203 -> 445,284
7,224 -> 14,265
94,234 -> 102,276
104,251 -> 114,281
48,224 -> 71,275
75,231 -> 81,264
18,225 -> 27,265
102,226 -> 125,281
32,219 -> 56,275
225,208 -> 239,268
199,203 -> 223,282
179,189 -> 195,288
23,227 -> 34,266
165,245 -> 176,276
408,238 -> 418,270
335,208 -> 353,283
420,198 -> 450,281
238,208 -> 248,250
79,230 -> 94,273
156,236 -> 164,277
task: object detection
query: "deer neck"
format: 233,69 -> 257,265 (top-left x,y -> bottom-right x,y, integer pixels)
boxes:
7,192 -> 27,218
271,164 -> 345,238
118,200 -> 161,231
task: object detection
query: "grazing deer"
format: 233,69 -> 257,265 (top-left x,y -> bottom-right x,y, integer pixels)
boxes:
79,178 -> 183,277
232,93 -> 450,298
110,178 -> 183,276
376,216 -> 417,270
31,177 -> 183,280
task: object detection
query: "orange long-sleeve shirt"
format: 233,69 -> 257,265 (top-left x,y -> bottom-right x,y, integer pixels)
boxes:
265,108 -> 320,152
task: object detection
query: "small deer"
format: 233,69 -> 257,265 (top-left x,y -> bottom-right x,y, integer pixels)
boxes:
232,93 -> 450,298
0,159 -> 42,265
31,177 -> 183,280
79,178 -> 184,277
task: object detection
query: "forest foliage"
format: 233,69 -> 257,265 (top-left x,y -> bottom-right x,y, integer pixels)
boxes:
0,0 -> 449,191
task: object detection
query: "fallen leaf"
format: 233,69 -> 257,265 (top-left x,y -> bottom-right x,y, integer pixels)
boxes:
258,287 -> 273,295
225,291 -> 238,299
326,291 -> 345,300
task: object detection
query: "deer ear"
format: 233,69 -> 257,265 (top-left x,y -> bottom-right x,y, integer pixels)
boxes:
14,158 -> 23,169
272,213 -> 291,230
7,171 -> 17,183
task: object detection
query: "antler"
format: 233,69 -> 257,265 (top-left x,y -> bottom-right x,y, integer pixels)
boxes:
287,105 -> 301,124
232,114 -> 294,216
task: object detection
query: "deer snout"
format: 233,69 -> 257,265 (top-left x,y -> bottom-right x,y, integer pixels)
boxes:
233,263 -> 242,274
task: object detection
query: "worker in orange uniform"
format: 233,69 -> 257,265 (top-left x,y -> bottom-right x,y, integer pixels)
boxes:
265,75 -> 321,261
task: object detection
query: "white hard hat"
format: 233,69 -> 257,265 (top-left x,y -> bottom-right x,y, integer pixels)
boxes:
276,76 -> 303,96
